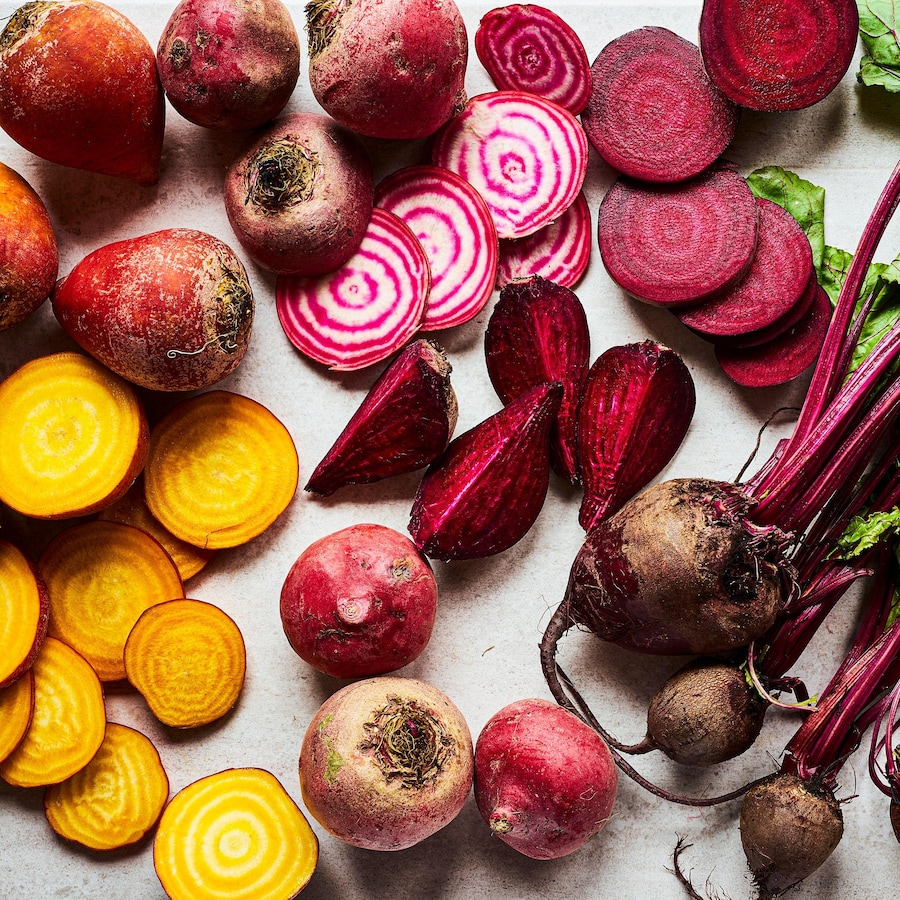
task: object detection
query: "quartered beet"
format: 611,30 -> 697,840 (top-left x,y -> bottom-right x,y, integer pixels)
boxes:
408,382 -> 562,561
496,191 -> 591,290
577,341 -> 696,532
582,26 -> 739,183
676,197 -> 815,337
484,277 -> 590,483
598,163 -> 758,307
715,283 -> 832,388
474,4 -> 592,115
699,0 -> 859,111
305,340 -> 458,496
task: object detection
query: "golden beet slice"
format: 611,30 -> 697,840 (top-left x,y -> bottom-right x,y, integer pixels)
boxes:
44,722 -> 169,851
99,480 -> 215,581
125,598 -> 246,728
0,351 -> 148,519
0,539 -> 49,688
0,636 -> 106,788
0,671 -> 35,764
144,391 -> 298,550
40,521 -> 185,682
154,768 -> 318,899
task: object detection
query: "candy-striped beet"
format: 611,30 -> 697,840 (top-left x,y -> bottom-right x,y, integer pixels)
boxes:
374,165 -> 497,331
431,90 -> 588,240
496,191 -> 590,289
276,208 -> 430,371
474,4 -> 591,115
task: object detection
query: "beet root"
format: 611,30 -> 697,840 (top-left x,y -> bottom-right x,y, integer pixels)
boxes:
740,773 -> 843,897
646,658 -> 767,766
561,478 -> 791,655
474,698 -> 617,859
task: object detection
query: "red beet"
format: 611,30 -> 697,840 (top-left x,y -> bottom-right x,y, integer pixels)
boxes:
474,698 -> 617,859
582,26 -> 739,183
598,163 -> 759,307
699,0 -> 859,112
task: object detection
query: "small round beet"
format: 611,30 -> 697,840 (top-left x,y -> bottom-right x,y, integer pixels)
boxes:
280,523 -> 437,679
224,113 -> 374,277
157,0 -> 300,132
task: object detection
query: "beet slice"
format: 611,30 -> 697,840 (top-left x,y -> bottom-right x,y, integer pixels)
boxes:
699,0 -> 860,112
582,26 -> 739,183
598,164 -> 758,307
715,283 -> 832,387
675,198 -> 814,337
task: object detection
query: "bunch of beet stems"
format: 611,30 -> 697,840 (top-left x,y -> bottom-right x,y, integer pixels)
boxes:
544,159 -> 900,804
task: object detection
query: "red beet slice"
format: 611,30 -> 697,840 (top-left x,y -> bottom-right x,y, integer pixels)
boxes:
276,207 -> 430,371
474,4 -> 592,115
715,284 -> 832,387
582,26 -> 739,184
577,342 -> 696,531
484,276 -> 590,483
598,164 -> 759,307
374,165 -> 497,331
431,90 -> 589,240
675,198 -> 814,337
699,0 -> 859,112
408,382 -> 562,560
496,191 -> 590,289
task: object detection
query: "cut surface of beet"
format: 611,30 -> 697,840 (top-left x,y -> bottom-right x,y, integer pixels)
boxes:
598,164 -> 758,307
715,283 -> 832,387
676,197 -> 814,337
496,191 -> 590,289
582,26 -> 739,183
431,90 -> 588,240
276,208 -> 430,371
374,165 -> 497,331
699,0 -> 860,112
474,4 -> 592,115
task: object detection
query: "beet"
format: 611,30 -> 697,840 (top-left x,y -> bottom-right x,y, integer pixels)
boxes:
699,0 -> 859,112
582,26 -> 739,183
598,163 -> 759,307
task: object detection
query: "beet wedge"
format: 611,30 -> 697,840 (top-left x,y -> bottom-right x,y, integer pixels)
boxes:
484,277 -> 590,483
409,382 -> 562,560
305,339 -> 458,496
577,342 -> 696,532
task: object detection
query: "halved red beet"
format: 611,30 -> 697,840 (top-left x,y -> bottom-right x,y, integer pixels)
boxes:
582,26 -> 739,183
276,208 -> 430,371
496,191 -> 590,290
598,163 -> 758,307
699,0 -> 859,112
474,4 -> 591,115
431,90 -> 588,240
715,283 -> 832,387
675,198 -> 814,337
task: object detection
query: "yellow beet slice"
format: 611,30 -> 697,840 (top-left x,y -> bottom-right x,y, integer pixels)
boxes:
144,391 -> 298,550
0,671 -> 35,763
44,722 -> 169,851
124,598 -> 246,728
0,351 -> 148,519
0,539 -> 49,688
40,521 -> 185,682
0,636 -> 106,788
99,480 -> 216,581
154,768 -> 318,900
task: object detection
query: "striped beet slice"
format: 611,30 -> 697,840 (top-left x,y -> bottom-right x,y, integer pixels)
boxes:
474,4 -> 592,115
276,208 -> 430,371
496,191 -> 590,289
431,90 -> 588,240
374,165 -> 498,331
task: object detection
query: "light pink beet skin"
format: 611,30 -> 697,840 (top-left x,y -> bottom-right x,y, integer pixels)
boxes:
280,523 -> 438,679
475,698 -> 617,859
306,0 -> 468,140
